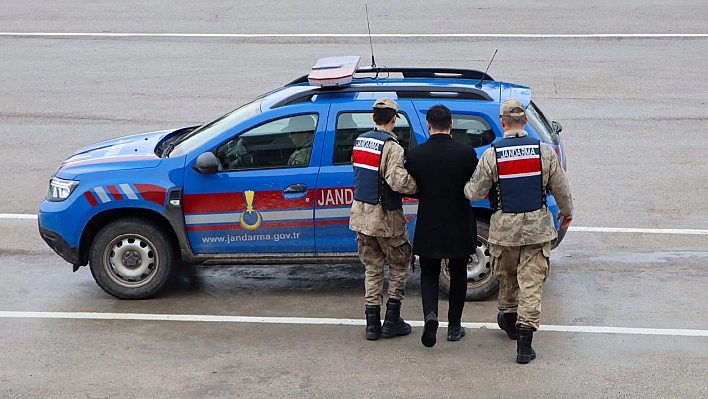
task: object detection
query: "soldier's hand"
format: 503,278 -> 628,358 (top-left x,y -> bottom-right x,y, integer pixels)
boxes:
557,212 -> 573,230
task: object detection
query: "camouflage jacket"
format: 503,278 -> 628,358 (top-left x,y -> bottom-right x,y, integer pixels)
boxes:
288,138 -> 314,166
464,129 -> 574,246
349,128 -> 418,237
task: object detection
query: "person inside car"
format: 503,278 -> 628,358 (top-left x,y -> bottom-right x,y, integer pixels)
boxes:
284,115 -> 316,166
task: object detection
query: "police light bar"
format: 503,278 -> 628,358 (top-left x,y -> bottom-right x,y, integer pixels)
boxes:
307,56 -> 361,88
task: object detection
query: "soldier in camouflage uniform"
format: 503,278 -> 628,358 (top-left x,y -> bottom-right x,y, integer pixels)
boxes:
464,98 -> 573,363
285,115 -> 316,166
350,97 -> 418,340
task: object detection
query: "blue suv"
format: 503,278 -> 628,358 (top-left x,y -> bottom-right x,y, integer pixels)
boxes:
38,61 -> 568,300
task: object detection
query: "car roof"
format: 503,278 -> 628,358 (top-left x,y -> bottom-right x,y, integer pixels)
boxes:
259,67 -> 532,112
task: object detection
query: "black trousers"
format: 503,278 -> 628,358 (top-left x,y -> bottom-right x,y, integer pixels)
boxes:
420,256 -> 468,325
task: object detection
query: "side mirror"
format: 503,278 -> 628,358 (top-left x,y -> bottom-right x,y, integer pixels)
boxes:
551,120 -> 563,134
192,152 -> 219,174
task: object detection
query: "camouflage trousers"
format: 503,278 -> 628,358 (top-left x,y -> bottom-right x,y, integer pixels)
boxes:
356,232 -> 412,306
490,242 -> 552,331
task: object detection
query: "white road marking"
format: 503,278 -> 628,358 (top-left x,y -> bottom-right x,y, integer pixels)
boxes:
0,214 -> 37,219
568,226 -> 708,235
0,311 -> 706,337
1,33 -> 708,39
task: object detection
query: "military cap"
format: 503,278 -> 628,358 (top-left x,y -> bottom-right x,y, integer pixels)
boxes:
373,97 -> 399,112
281,115 -> 316,133
500,98 -> 526,117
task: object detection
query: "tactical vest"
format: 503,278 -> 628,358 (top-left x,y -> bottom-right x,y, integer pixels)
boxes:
490,136 -> 545,213
352,130 -> 403,210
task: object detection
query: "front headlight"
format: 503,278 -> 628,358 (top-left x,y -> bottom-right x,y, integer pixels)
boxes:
47,177 -> 80,202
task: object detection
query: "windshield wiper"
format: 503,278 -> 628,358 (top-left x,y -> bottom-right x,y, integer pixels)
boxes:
161,141 -> 177,158
159,126 -> 201,158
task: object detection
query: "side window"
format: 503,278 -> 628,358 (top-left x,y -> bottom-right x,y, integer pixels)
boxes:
215,114 -> 318,171
450,114 -> 496,148
332,112 -> 412,165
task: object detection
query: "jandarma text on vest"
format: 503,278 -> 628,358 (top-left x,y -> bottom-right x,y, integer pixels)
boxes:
497,145 -> 540,160
353,138 -> 384,151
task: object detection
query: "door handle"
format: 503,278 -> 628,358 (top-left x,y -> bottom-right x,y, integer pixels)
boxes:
283,184 -> 308,200
284,184 -> 307,193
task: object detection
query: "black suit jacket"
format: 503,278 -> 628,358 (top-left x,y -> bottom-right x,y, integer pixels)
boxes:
405,134 -> 479,259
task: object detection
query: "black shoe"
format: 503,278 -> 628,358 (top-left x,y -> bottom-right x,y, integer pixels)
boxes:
447,325 -> 466,341
380,299 -> 412,338
517,327 -> 537,364
365,305 -> 381,341
421,312 -> 438,348
497,312 -> 519,340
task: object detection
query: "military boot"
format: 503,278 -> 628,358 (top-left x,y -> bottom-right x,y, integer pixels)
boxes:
497,312 -> 520,340
516,327 -> 537,364
365,305 -> 381,340
380,299 -> 412,338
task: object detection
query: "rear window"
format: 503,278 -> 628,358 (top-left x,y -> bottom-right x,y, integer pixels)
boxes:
526,101 -> 560,145
332,112 -> 413,165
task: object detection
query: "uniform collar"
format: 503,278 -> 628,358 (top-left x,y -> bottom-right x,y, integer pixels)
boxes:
503,129 -> 528,139
374,125 -> 398,140
298,135 -> 314,149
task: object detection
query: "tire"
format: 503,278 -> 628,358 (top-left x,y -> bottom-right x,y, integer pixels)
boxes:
89,218 -> 176,299
551,226 -> 567,249
439,220 -> 499,301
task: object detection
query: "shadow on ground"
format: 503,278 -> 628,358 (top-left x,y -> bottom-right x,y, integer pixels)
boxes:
163,263 -> 422,298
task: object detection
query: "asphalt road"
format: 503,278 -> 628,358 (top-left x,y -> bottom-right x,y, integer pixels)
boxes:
2,1 -> 708,398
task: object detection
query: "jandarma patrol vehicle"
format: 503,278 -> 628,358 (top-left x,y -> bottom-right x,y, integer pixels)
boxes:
38,56 -> 569,300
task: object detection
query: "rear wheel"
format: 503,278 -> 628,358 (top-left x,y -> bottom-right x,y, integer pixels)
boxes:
439,220 -> 498,301
89,218 -> 176,299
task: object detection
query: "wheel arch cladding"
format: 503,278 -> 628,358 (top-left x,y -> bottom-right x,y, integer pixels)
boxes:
79,208 -> 179,266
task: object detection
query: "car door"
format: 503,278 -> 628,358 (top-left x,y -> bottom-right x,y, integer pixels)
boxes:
183,105 -> 328,254
314,99 -> 425,253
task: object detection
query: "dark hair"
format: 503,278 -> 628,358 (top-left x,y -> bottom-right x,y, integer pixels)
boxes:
426,104 -> 452,131
373,108 -> 397,125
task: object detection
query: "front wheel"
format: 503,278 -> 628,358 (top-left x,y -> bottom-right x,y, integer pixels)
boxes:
439,220 -> 498,301
89,218 -> 176,299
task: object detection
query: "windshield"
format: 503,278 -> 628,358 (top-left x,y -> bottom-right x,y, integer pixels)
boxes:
168,99 -> 264,157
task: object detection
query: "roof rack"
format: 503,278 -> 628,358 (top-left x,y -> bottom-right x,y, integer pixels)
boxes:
358,67 -> 494,81
285,67 -> 494,86
271,85 -> 493,109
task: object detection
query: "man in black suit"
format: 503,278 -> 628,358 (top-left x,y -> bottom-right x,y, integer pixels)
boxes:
405,104 -> 479,347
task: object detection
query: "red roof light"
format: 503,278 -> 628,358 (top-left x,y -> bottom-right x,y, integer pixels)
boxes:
307,56 -> 361,88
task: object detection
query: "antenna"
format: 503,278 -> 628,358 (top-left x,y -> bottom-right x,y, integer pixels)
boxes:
475,49 -> 498,88
365,4 -> 376,68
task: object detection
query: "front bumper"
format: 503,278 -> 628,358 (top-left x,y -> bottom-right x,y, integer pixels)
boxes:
39,224 -> 81,265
